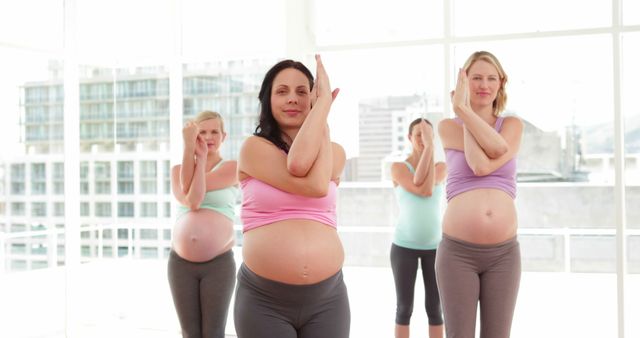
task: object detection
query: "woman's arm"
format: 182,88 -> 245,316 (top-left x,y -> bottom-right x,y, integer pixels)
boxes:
204,161 -> 238,191
391,157 -> 434,197
463,117 -> 523,176
434,162 -> 447,184
171,161 -> 205,210
438,119 -> 463,151
180,136 -> 209,209
412,121 -> 434,186
239,134 -> 332,197
330,142 -> 346,185
183,157 -> 207,210
392,123 -> 436,198
179,121 -> 199,194
287,55 -> 339,176
171,160 -> 237,209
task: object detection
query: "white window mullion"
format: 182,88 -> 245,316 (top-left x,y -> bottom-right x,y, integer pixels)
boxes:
63,0 -> 81,336
612,0 -> 626,337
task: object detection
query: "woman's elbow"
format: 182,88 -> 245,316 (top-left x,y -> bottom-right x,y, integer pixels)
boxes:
184,197 -> 203,210
418,189 -> 433,197
287,160 -> 311,177
187,202 -> 201,211
308,184 -> 329,198
471,165 -> 491,177
486,144 -> 508,159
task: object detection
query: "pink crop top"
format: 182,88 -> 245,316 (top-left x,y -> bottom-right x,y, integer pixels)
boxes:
445,117 -> 517,201
240,177 -> 337,232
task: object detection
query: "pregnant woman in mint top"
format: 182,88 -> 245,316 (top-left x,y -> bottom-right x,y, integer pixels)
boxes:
234,55 -> 349,338
168,111 -> 239,338
390,118 -> 447,338
436,51 -> 523,338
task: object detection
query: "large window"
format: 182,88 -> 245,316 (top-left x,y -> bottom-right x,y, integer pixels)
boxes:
0,1 -> 637,337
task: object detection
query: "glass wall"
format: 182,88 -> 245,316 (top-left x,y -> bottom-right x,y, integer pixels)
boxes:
0,0 -> 637,337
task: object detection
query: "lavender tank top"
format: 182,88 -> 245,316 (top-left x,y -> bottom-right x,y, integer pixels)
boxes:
444,117 -> 516,201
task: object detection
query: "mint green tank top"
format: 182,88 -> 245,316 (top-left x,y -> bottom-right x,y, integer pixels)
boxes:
176,160 -> 240,221
393,161 -> 444,250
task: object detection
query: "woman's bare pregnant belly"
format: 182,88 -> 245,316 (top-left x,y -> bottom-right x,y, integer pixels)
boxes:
172,209 -> 235,262
443,188 -> 518,244
242,219 -> 344,285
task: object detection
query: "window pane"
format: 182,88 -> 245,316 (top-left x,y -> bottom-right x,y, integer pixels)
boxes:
314,0 -> 443,46
11,202 -> 25,216
31,202 -> 47,217
624,0 -> 640,25
140,202 -> 157,218
454,0 -> 610,36
94,202 -> 111,217
117,202 -> 134,218
324,46 -> 445,181
0,0 -> 63,50
182,0 -> 285,58
76,0 -> 171,62
53,162 -> 64,194
182,59 -> 264,160
117,161 -> 134,194
10,164 -> 25,194
31,163 -> 47,194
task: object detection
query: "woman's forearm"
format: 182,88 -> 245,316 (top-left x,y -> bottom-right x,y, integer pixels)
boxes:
287,98 -> 331,176
457,107 -> 508,158
463,126 -> 492,176
184,158 -> 206,209
180,145 -> 196,194
413,141 -> 433,186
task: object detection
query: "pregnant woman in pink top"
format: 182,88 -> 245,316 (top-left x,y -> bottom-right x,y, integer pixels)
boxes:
233,55 -> 349,338
436,51 -> 524,338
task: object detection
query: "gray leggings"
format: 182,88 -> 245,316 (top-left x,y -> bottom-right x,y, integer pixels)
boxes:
390,244 -> 443,326
167,249 -> 236,338
233,263 -> 350,338
435,235 -> 520,338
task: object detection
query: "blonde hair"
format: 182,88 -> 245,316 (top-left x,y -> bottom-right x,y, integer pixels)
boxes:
194,111 -> 225,133
462,51 -> 508,116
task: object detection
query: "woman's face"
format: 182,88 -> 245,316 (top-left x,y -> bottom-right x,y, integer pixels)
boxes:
198,118 -> 225,153
467,60 -> 501,110
409,123 -> 432,151
270,68 -> 312,129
